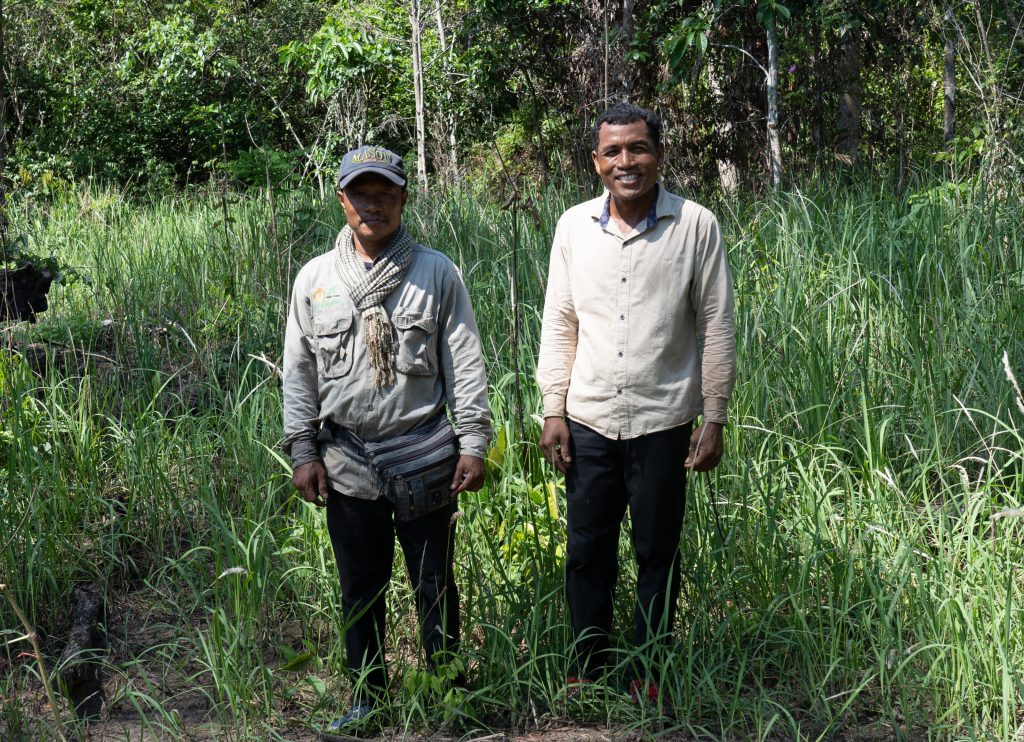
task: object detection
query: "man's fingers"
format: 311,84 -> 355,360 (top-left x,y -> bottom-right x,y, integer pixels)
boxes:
688,445 -> 723,472
556,433 -> 572,466
546,440 -> 568,473
314,467 -> 329,506
451,457 -> 484,493
450,461 -> 467,491
550,430 -> 571,473
540,419 -> 572,474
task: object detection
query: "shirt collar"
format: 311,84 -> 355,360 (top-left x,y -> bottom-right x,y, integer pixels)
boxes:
596,183 -> 666,233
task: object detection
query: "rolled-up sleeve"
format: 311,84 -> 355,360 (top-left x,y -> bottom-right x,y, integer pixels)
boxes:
438,264 -> 493,459
691,215 -> 736,424
282,271 -> 322,468
537,220 -> 579,419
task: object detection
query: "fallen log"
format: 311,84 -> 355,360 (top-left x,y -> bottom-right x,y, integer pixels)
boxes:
1,262 -> 54,322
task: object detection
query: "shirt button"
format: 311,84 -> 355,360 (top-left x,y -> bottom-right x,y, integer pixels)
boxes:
618,352 -> 623,357
619,314 -> 625,320
621,277 -> 627,283
617,389 -> 622,395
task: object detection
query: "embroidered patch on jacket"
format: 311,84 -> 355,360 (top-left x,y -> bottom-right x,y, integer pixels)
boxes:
312,286 -> 345,309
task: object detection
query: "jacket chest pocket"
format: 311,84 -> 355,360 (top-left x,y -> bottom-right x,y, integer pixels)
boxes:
394,311 -> 438,376
313,310 -> 355,379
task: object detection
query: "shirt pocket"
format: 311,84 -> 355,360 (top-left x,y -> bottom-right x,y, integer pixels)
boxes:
393,310 -> 438,376
313,309 -> 355,379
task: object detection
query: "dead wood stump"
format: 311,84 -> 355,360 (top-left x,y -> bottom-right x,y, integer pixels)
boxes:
57,584 -> 106,720
1,262 -> 54,323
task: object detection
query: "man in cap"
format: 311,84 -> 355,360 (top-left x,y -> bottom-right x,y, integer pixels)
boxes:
282,145 -> 492,732
537,103 -> 736,705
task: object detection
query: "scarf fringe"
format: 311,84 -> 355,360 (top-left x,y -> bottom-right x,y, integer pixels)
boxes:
363,306 -> 397,388
334,225 -> 414,388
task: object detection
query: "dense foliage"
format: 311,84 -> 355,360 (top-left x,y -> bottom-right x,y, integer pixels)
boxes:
3,1 -> 1022,191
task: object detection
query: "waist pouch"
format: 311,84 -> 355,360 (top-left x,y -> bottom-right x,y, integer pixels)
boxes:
336,415 -> 460,523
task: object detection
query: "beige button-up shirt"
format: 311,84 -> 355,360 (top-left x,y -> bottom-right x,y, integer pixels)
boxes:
537,185 -> 736,439
283,242 -> 493,498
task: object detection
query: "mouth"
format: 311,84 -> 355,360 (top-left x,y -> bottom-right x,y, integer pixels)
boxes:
616,173 -> 643,186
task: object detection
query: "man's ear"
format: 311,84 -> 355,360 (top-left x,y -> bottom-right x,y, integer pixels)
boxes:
591,149 -> 600,172
336,190 -> 346,207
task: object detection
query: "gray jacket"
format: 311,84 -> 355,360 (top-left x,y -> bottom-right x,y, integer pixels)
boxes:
283,242 -> 493,498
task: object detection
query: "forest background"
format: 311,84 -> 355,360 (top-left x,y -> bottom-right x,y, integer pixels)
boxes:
2,1 -> 1024,740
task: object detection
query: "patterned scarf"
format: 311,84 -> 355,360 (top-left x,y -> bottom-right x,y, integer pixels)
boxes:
334,224 -> 415,388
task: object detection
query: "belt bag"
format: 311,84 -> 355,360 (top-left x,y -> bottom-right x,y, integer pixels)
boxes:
345,416 -> 461,523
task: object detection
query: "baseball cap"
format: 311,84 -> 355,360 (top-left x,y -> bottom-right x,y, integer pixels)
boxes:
336,145 -> 407,189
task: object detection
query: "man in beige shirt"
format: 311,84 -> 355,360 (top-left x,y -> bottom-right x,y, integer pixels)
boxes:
283,145 -> 492,733
537,103 -> 736,701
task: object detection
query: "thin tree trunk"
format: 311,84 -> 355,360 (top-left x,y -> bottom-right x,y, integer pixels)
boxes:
520,68 -> 549,181
603,0 -> 609,108
812,15 -> 824,171
836,28 -> 861,164
434,0 -> 458,181
620,0 -> 635,98
410,0 -> 428,191
897,95 -> 906,194
943,5 -> 956,154
766,14 -> 782,189
707,59 -> 739,193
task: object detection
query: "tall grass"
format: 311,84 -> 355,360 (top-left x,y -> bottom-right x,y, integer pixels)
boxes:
1,173 -> 1021,739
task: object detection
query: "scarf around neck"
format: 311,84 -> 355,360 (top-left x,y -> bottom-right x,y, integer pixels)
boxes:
334,224 -> 415,388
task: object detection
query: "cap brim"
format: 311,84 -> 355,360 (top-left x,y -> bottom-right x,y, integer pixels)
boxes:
337,166 -> 406,190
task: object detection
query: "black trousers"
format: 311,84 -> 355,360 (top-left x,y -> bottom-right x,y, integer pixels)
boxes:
564,419 -> 692,679
325,491 -> 459,699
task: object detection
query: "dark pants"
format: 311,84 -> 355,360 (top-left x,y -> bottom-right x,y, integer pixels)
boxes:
325,492 -> 459,700
565,419 -> 691,679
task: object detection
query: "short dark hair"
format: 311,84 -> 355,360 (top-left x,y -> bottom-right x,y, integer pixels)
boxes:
592,102 -> 662,151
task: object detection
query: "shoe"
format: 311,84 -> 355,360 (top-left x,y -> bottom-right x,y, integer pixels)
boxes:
564,675 -> 594,702
627,679 -> 674,718
320,703 -> 372,740
628,678 -> 658,705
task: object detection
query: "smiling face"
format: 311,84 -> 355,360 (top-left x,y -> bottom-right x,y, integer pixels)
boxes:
592,119 -> 664,210
337,173 -> 409,258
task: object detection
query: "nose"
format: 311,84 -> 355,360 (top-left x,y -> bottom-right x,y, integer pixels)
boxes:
618,149 -> 635,168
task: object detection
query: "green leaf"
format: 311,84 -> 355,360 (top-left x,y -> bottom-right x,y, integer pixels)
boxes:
280,650 -> 317,672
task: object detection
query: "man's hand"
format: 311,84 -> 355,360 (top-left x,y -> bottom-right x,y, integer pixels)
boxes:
293,460 -> 330,507
451,455 -> 485,494
540,417 -> 573,474
685,422 -> 725,472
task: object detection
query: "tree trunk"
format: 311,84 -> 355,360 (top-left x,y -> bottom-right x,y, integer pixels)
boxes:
943,5 -> 956,153
410,0 -> 428,191
897,98 -> 906,194
812,15 -> 825,171
57,584 -> 106,721
707,59 -> 739,194
766,15 -> 782,188
603,0 -> 609,108
520,68 -> 549,181
620,0 -> 635,98
835,28 -> 861,164
433,0 -> 458,181
432,0 -> 456,179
